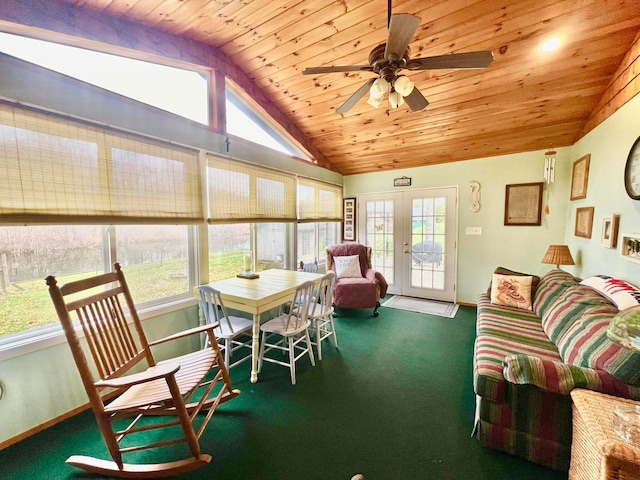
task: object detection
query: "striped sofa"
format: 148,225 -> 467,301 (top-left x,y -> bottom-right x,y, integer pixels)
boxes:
473,269 -> 640,471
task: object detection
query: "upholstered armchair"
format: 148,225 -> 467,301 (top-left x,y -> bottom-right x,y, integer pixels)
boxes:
326,244 -> 388,316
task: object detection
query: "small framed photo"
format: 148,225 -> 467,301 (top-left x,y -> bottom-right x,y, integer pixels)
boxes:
575,206 -> 595,238
570,154 -> 591,200
504,182 -> 543,226
343,198 -> 356,241
601,214 -> 620,248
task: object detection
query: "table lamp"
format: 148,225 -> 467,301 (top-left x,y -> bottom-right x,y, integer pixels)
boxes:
541,244 -> 575,269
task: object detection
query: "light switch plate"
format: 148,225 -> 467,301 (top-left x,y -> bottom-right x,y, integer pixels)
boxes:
466,227 -> 482,235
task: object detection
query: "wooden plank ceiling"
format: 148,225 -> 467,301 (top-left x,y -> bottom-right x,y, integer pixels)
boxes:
56,0 -> 640,175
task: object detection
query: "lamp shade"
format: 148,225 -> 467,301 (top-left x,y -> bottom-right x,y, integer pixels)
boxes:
541,244 -> 575,268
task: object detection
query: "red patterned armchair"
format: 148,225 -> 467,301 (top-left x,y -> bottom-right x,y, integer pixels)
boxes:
326,244 -> 388,316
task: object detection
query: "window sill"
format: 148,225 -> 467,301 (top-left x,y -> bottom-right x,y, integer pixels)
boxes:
0,296 -> 198,362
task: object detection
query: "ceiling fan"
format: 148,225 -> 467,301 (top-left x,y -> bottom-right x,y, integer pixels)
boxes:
301,1 -> 494,114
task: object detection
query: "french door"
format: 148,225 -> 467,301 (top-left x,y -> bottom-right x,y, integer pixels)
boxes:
358,187 -> 457,302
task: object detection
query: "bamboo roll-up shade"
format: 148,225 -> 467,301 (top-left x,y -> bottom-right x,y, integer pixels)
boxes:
206,154 -> 297,223
0,104 -> 203,225
297,177 -> 343,222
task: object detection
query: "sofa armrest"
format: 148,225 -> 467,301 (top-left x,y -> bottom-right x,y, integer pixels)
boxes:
364,269 -> 389,299
503,354 -> 640,400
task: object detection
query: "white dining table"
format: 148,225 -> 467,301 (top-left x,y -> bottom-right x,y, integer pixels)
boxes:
206,268 -> 323,383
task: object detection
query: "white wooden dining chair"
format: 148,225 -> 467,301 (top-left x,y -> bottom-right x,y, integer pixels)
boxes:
307,271 -> 338,360
198,285 -> 254,369
258,280 -> 316,384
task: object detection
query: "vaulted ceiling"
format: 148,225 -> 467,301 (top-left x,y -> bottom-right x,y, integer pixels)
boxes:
11,1 -> 640,175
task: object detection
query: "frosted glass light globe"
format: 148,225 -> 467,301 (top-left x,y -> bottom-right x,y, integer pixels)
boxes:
394,76 -> 414,96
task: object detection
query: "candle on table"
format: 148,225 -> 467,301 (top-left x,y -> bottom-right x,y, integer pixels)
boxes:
243,253 -> 252,272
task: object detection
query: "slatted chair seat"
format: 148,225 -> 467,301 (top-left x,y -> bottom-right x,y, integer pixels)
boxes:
105,349 -> 217,412
46,263 -> 241,478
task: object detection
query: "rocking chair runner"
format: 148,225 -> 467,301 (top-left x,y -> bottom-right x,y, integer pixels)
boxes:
46,263 -> 240,478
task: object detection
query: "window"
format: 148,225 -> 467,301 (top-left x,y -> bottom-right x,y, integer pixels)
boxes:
0,224 -> 193,338
113,225 -> 192,304
208,223 -> 291,282
297,222 -> 340,270
225,86 -> 310,160
0,32 -> 209,124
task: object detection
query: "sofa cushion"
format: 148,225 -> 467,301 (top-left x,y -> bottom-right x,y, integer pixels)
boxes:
533,269 -> 578,318
475,294 -> 562,403
490,273 -> 533,310
541,284 -> 617,344
580,275 -> 640,310
333,254 -> 362,278
556,310 -> 640,386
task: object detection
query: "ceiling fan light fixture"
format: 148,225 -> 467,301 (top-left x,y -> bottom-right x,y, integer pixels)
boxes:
369,78 -> 389,97
389,90 -> 404,108
394,75 -> 414,97
367,93 -> 383,108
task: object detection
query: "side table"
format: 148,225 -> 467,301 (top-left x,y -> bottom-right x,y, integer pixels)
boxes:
570,389 -> 640,480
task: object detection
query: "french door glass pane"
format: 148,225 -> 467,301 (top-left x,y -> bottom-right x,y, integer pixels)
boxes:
365,200 -> 394,284
411,197 -> 446,290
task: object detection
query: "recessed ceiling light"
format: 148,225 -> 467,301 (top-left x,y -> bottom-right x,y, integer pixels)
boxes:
541,38 -> 562,52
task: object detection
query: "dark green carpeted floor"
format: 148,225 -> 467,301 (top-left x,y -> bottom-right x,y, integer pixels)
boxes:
0,305 -> 568,479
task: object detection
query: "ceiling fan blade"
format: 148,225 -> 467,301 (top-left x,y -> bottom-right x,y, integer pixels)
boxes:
406,51 -> 494,70
336,78 -> 376,114
302,65 -> 373,75
403,87 -> 429,112
384,14 -> 421,61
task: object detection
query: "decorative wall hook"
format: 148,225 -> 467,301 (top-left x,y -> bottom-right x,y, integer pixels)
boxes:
470,181 -> 481,212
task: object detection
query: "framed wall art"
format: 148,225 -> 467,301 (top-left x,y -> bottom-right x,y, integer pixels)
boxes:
342,197 -> 356,241
504,182 -> 543,226
575,206 -> 595,238
600,214 -> 620,248
570,154 -> 591,200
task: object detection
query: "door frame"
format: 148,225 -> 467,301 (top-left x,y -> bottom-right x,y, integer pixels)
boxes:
357,186 -> 458,302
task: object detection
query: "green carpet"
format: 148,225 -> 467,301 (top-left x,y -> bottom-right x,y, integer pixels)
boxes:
0,305 -> 568,479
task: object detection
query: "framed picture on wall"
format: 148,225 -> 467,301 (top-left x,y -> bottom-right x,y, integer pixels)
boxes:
343,198 -> 356,241
570,154 -> 591,200
504,182 -> 543,226
575,206 -> 595,238
600,214 -> 620,248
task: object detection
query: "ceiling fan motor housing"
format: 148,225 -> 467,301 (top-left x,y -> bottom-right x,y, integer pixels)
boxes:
369,43 -> 410,83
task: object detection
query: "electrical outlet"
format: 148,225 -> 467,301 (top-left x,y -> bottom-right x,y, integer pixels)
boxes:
466,227 -> 482,235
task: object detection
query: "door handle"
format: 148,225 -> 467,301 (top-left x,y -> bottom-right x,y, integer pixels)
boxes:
403,249 -> 410,254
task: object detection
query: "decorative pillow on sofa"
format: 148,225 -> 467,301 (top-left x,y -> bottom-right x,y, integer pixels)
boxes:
333,255 -> 363,278
486,266 -> 541,297
581,275 -> 640,310
490,274 -> 533,310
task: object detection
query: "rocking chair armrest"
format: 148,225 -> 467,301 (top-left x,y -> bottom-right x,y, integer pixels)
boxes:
95,363 -> 180,389
148,323 -> 221,347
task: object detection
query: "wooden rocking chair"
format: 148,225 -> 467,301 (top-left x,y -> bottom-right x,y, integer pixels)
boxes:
46,263 -> 240,478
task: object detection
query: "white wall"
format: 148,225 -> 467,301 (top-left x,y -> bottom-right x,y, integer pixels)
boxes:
345,149 -> 572,303
565,92 -> 640,282
345,93 -> 640,303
